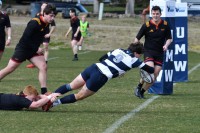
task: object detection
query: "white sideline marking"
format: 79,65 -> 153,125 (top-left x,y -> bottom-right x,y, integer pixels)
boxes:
47,57 -> 59,61
103,96 -> 159,133
103,62 -> 200,133
79,51 -> 91,55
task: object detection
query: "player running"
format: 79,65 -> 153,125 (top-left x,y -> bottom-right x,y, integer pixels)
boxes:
134,6 -> 172,99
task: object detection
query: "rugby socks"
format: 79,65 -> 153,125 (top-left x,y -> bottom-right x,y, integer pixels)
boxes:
60,94 -> 77,104
41,87 -> 47,94
74,54 -> 78,58
137,83 -> 143,89
54,84 -> 72,94
141,88 -> 146,95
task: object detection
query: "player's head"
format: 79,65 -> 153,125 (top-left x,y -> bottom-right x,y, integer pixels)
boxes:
81,13 -> 87,21
23,85 -> 39,101
43,3 -> 57,23
69,8 -> 76,17
128,42 -> 144,55
43,3 -> 57,16
23,85 -> 39,96
151,6 -> 161,14
151,6 -> 162,22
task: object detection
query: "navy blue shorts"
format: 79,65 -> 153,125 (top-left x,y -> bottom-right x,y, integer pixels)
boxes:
81,64 -> 108,92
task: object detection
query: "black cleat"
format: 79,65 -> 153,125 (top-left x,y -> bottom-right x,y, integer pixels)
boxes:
134,86 -> 142,98
134,86 -> 145,99
140,92 -> 145,99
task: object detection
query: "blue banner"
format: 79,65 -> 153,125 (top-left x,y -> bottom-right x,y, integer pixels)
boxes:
173,17 -> 188,82
148,0 -> 188,95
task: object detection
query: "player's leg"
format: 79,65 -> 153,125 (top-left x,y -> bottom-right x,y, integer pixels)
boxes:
135,60 -> 154,98
30,55 -> 47,94
0,59 -> 21,80
43,42 -> 49,63
140,55 -> 163,98
52,64 -> 108,108
78,36 -> 84,50
55,74 -> 85,94
71,39 -> 78,61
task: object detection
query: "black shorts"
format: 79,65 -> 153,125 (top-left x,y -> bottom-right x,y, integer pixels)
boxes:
11,49 -> 42,63
144,50 -> 164,66
43,37 -> 50,43
71,32 -> 81,41
0,39 -> 6,52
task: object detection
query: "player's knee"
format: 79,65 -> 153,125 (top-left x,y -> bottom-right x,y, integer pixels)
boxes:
38,63 -> 47,71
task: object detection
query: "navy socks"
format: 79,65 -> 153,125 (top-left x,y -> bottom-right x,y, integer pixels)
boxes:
55,84 -> 72,94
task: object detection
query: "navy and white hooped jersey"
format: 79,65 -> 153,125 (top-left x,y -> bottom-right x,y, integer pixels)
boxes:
96,49 -> 146,79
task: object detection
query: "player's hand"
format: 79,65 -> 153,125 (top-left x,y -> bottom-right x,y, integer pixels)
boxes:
163,45 -> 168,51
37,48 -> 44,54
6,39 -> 11,46
65,33 -> 68,38
44,33 -> 50,38
49,93 -> 61,102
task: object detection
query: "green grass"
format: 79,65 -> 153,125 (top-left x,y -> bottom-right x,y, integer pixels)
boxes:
0,48 -> 200,133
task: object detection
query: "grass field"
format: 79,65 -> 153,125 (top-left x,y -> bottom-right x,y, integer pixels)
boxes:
0,48 -> 200,133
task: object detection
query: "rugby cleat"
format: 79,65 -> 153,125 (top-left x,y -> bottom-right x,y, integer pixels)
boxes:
26,64 -> 35,68
134,86 -> 142,98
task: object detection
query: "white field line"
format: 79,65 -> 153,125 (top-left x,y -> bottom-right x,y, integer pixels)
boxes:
103,62 -> 200,133
47,57 -> 59,61
79,51 -> 91,55
47,51 -> 90,61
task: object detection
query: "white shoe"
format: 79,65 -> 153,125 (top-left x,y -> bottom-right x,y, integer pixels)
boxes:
79,46 -> 82,50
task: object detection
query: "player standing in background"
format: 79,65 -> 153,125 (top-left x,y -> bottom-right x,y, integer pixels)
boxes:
0,4 -> 57,94
78,14 -> 89,50
65,8 -> 81,61
134,6 -> 172,99
42,42 -> 154,111
0,0 -> 12,62
27,2 -> 56,68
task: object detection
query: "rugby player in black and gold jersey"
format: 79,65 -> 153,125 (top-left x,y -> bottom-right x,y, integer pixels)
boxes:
134,6 -> 172,99
0,4 -> 57,94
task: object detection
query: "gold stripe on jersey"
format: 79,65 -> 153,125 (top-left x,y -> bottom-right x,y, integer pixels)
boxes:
32,18 -> 41,25
146,21 -> 150,27
164,20 -> 168,25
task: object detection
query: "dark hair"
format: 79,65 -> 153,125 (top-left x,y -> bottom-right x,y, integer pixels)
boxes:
128,42 -> 144,54
151,6 -> 162,14
43,3 -> 57,15
69,8 -> 76,16
70,8 -> 76,13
